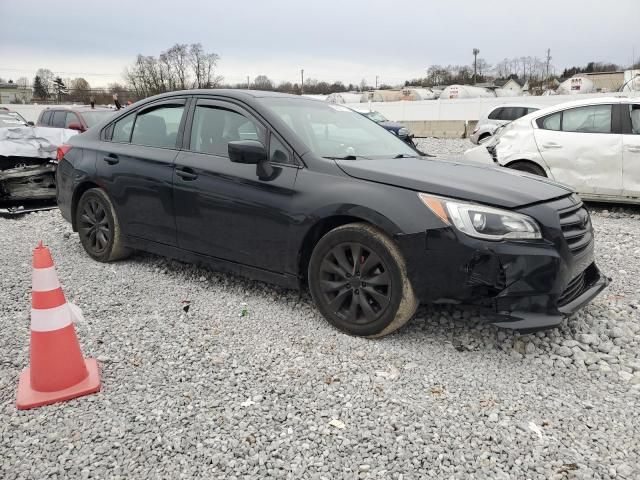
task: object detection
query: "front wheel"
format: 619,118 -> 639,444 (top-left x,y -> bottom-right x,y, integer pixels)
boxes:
308,223 -> 418,337
76,188 -> 131,262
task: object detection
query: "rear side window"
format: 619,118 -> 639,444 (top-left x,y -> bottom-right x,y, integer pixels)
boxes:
526,107 -> 539,115
189,106 -> 265,157
51,111 -> 67,128
112,114 -> 135,143
131,105 -> 185,149
488,108 -> 503,120
629,104 -> 640,134
41,110 -> 52,125
538,112 -> 561,131
562,105 -> 612,133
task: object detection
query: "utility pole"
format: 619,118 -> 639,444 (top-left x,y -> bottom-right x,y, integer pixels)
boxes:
247,76 -> 250,90
300,69 -> 304,95
473,48 -> 480,84
375,75 -> 379,89
545,48 -> 552,84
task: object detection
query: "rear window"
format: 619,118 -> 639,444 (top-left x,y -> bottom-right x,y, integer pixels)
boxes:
537,112 -> 561,131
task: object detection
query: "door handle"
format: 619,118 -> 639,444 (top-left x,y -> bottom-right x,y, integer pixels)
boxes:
103,154 -> 119,165
542,142 -> 561,149
627,146 -> 640,153
175,167 -> 198,181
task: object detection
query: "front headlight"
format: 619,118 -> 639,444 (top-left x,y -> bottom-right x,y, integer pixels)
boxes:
418,193 -> 542,240
398,127 -> 410,137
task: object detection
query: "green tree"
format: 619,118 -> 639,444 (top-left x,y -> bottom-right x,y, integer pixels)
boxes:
33,75 -> 47,99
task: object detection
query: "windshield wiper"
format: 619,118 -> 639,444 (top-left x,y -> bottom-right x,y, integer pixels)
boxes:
393,153 -> 418,158
323,155 -> 359,160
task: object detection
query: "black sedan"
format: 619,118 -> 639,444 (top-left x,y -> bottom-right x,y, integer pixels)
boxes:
352,108 -> 415,146
56,90 -> 608,337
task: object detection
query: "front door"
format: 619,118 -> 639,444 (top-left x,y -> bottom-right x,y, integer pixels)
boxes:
533,103 -> 622,197
173,98 -> 299,273
96,99 -> 187,246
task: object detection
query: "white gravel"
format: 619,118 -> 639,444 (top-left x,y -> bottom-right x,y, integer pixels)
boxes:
2,140 -> 640,478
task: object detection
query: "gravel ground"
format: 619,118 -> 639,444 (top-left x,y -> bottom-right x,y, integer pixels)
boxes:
414,137 -> 469,157
2,140 -> 640,479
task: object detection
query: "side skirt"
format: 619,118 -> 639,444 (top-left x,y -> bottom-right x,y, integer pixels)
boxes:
123,235 -> 301,290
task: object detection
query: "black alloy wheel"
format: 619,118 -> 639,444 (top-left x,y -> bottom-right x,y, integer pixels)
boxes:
75,188 -> 131,262
78,197 -> 112,255
308,223 -> 418,337
319,242 -> 392,325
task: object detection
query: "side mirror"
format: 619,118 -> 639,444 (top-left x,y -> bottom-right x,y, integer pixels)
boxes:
228,140 -> 267,164
67,122 -> 84,132
27,121 -> 35,126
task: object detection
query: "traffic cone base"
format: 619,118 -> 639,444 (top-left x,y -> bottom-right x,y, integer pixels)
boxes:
16,358 -> 100,410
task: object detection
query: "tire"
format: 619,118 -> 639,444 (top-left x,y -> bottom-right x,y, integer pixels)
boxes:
75,188 -> 131,262
508,161 -> 547,177
308,222 -> 418,338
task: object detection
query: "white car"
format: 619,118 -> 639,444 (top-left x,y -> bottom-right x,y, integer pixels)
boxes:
469,104 -> 542,144
464,97 -> 640,204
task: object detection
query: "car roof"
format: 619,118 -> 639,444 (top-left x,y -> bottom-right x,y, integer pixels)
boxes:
43,106 -> 114,112
527,96 -> 634,118
490,103 -> 544,110
135,89 -> 315,104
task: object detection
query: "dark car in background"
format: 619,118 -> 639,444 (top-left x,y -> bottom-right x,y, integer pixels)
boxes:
37,107 -> 115,132
350,108 -> 415,146
56,90 -> 607,337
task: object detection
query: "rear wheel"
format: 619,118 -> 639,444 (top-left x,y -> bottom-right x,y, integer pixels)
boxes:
478,133 -> 492,143
76,188 -> 130,262
308,223 -> 418,338
508,160 -> 547,177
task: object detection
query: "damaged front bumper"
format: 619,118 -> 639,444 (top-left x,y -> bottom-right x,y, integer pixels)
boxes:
398,221 -> 608,331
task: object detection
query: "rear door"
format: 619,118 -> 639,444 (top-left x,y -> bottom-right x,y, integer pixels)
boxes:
533,103 -> 622,197
96,99 -> 187,246
622,102 -> 640,198
172,98 -> 299,273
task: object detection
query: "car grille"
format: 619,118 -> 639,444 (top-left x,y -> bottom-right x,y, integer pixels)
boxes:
558,201 -> 592,255
558,270 -> 586,306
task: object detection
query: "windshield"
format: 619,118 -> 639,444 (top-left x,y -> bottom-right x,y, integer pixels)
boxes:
81,110 -> 115,127
260,98 -> 416,159
0,112 -> 27,127
364,111 -> 388,123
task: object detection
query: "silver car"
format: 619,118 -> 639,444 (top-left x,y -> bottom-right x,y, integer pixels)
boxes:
464,97 -> 640,204
470,104 -> 542,144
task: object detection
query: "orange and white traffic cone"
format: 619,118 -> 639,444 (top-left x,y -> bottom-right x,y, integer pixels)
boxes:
16,241 -> 101,410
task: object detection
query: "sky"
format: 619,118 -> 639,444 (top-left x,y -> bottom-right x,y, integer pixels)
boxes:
1,0 -> 638,88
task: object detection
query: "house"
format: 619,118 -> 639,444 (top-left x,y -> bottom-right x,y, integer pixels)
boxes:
0,82 -> 33,104
493,78 -> 524,95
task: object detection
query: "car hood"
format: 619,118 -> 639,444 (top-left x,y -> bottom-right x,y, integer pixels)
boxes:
336,157 -> 573,208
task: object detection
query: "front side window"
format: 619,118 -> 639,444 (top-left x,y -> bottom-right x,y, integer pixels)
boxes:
111,114 -> 135,143
51,111 -> 67,128
64,113 -> 80,128
488,108 -> 504,120
270,134 -> 292,165
562,105 -> 612,133
629,104 -> 640,134
190,106 -> 265,157
41,110 -> 52,125
499,107 -> 525,121
131,105 -> 185,148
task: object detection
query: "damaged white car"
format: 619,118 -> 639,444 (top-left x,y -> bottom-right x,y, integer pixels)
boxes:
464,97 -> 640,204
0,126 -> 77,214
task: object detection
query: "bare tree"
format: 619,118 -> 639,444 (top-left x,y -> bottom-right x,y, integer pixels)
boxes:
252,75 -> 274,91
35,68 -> 54,97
